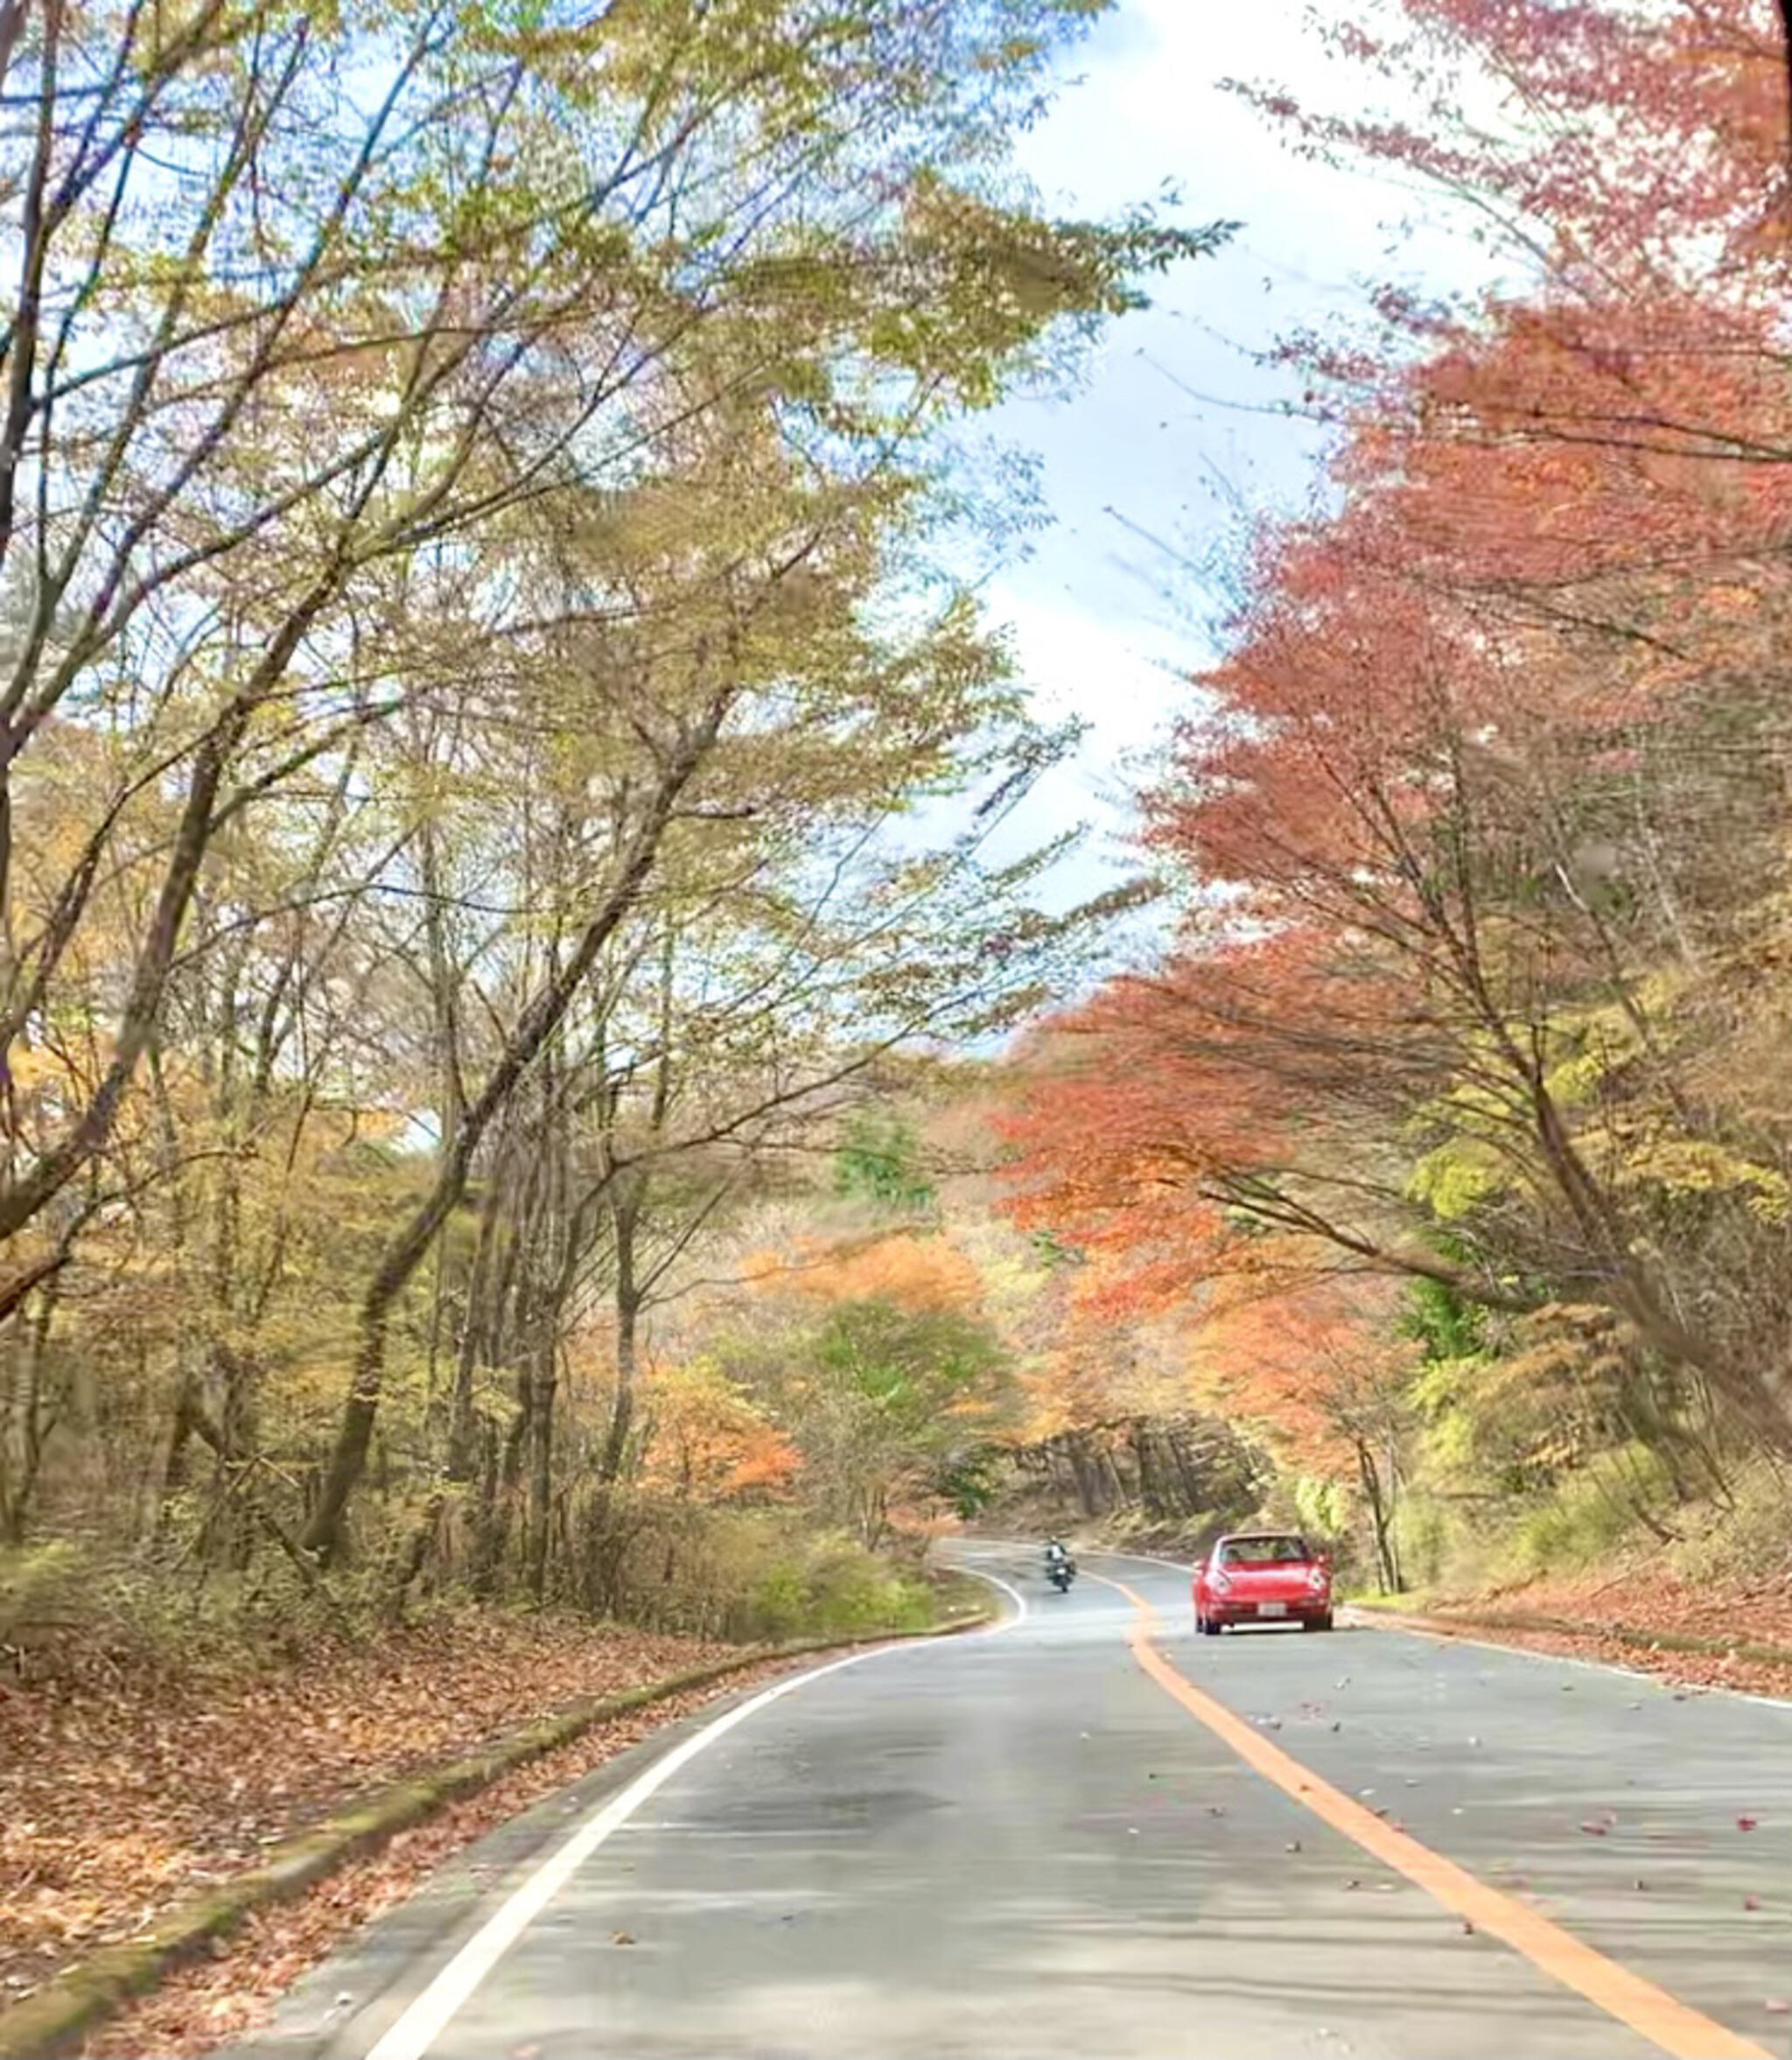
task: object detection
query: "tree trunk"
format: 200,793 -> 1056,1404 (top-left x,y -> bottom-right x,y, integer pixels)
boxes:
300,713 -> 722,1562
1356,1440 -> 1401,1593
599,1184 -> 643,1485
0,1276 -> 61,1544
526,1340 -> 557,1602
446,1129 -> 516,1482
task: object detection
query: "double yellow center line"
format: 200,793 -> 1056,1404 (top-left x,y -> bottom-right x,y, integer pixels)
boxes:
1096,1574 -> 1769,2060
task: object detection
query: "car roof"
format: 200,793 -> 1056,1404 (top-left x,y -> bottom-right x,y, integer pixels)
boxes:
1215,1531 -> 1308,1546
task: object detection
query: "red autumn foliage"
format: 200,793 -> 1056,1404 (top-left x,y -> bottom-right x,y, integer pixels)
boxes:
1255,0 -> 1791,284
1004,0 -> 1792,1461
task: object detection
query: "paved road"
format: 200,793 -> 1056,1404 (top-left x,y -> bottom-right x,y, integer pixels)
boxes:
233,1546 -> 1792,2060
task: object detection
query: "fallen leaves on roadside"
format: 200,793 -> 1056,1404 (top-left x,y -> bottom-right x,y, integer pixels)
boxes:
1401,1560 -> 1792,1700
2,1610 -> 736,2007
80,1654 -> 805,2058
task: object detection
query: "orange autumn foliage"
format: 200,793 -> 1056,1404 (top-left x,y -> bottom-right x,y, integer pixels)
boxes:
1186,1253 -> 1417,1479
749,1231 -> 985,1316
636,1361 -> 801,1503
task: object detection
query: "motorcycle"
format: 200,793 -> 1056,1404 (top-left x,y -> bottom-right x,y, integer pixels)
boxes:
1046,1557 -> 1075,1593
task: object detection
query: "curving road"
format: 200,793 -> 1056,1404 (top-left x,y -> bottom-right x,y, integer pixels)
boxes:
230,1545 -> 1792,2060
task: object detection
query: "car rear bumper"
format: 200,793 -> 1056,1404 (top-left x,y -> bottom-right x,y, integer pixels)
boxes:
1203,1601 -> 1331,1626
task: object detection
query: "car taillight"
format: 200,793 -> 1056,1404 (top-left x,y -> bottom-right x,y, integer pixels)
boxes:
1307,1565 -> 1330,1592
1210,1569 -> 1231,1594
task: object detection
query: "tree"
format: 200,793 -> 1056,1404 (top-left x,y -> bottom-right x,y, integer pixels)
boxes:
1,0 -> 1237,1601
0,0 -> 1228,1273
796,1294 -> 1010,1547
999,0 -> 1792,1469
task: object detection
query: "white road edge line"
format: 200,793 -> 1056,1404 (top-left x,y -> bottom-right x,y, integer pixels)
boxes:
963,1566 -> 1028,1625
367,1599 -> 1026,2060
363,1650 -> 878,2060
1351,1610 -> 1792,1712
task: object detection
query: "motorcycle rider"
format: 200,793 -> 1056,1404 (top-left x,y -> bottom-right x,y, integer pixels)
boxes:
1044,1536 -> 1075,1581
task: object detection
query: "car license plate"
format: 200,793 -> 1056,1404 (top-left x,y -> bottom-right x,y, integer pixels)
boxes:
1257,1601 -> 1287,1618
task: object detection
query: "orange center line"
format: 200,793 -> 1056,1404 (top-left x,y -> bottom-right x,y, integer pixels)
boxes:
1093,1573 -> 1770,2060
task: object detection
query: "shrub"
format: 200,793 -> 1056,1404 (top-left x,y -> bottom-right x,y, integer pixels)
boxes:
1502,1444 -> 1676,1580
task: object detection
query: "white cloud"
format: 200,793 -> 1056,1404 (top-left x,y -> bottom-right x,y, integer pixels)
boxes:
975,0 -> 1477,907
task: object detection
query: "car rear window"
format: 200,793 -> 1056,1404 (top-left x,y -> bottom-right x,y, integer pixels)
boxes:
1220,1536 -> 1308,1566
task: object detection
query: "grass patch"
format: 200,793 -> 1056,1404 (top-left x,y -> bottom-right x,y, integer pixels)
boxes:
1668,1459 -> 1792,1587
1498,1445 -> 1676,1582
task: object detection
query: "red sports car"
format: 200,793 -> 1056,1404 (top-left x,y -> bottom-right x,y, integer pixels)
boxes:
1194,1531 -> 1334,1634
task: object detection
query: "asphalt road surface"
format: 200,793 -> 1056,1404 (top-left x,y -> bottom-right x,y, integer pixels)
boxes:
230,1545 -> 1792,2060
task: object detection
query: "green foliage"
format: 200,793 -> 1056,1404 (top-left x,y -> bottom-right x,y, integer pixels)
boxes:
0,1539 -> 85,1651
1502,1446 -> 1676,1580
794,1295 -> 1012,1538
814,1297 -> 1003,1428
1388,1494 -> 1459,1593
833,1114 -> 937,1214
742,1535 -> 936,1640
1406,1136 -> 1504,1222
1292,1475 -> 1348,1540
1400,1278 -> 1488,1364
1027,1227 -> 1082,1268
0,1538 -> 369,1677
934,1443 -> 1005,1518
590,1504 -> 938,1642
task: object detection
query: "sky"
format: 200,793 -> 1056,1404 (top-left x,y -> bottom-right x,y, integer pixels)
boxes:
981,0 -> 1474,914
